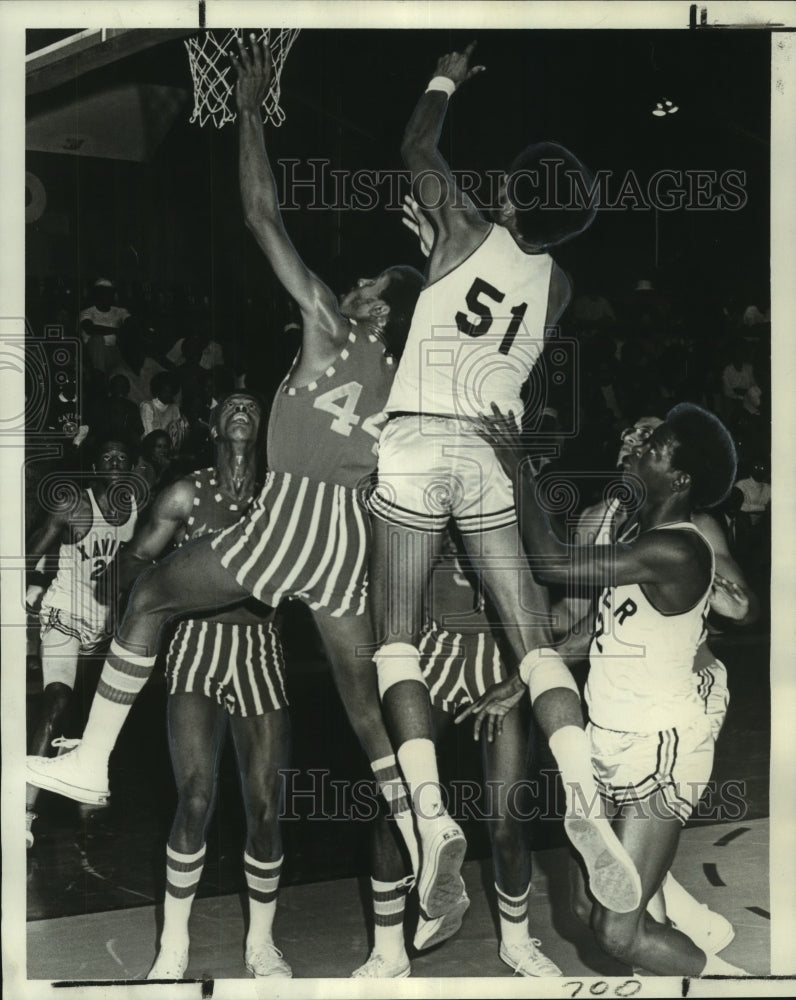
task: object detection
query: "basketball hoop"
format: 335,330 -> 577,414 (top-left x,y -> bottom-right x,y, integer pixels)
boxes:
185,28 -> 300,128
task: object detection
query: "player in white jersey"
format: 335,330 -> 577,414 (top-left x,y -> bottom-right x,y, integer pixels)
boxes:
470,402 -> 746,976
563,416 -> 756,955
369,42 -> 644,922
25,439 -> 137,847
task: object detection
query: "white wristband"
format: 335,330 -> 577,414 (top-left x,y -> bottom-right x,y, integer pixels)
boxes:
425,76 -> 456,98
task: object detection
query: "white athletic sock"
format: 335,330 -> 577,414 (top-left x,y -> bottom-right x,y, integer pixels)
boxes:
372,877 -> 412,962
701,953 -> 747,975
244,853 -> 282,947
160,843 -> 205,948
396,738 -> 445,822
496,882 -> 531,950
371,755 -> 420,876
81,640 -> 157,769
548,726 -> 600,817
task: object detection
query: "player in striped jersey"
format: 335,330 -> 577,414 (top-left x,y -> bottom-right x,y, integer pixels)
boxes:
29,37 -> 472,932
470,402 -> 748,976
116,392 -> 293,980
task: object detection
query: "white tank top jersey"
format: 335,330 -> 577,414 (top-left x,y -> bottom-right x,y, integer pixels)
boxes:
385,225 -> 553,419
44,487 -> 138,628
585,522 -> 714,734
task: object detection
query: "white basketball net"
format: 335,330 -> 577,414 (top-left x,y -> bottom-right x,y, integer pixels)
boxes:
185,28 -> 300,128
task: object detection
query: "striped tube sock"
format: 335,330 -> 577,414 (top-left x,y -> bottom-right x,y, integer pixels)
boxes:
160,843 -> 206,947
372,876 -> 413,962
371,755 -> 420,877
81,639 -> 157,768
496,882 -> 531,949
244,853 -> 282,945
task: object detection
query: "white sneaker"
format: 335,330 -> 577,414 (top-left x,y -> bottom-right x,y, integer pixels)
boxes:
564,814 -> 641,913
351,950 -> 411,978
416,813 -> 467,919
26,745 -> 110,806
500,938 -> 563,977
674,905 -> 735,955
52,736 -> 82,756
26,811 -> 36,849
413,881 -> 469,950
245,942 -> 292,978
147,944 -> 189,979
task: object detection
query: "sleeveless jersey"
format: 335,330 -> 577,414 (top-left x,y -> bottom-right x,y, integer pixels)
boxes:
176,467 -> 254,545
585,522 -> 714,733
386,225 -> 553,419
267,327 -> 397,489
44,487 -> 138,629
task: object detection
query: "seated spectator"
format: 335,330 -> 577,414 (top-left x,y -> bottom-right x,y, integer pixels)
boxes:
78,278 -> 131,374
140,372 -> 187,449
731,384 -> 768,468
720,339 -> 758,419
134,430 -> 177,496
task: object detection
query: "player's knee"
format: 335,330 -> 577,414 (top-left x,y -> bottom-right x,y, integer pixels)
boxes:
374,643 -> 423,699
126,565 -> 180,622
177,777 -> 216,828
520,648 -> 578,703
592,908 -> 639,964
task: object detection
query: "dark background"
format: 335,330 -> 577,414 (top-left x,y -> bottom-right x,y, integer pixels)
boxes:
24,25 -> 772,920
26,28 -> 770,319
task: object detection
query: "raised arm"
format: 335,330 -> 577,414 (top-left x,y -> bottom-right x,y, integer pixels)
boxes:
231,36 -> 346,353
401,42 -> 489,276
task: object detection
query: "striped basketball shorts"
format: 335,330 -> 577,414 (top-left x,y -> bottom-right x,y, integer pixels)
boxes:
588,715 -> 715,825
370,414 -> 517,534
39,605 -> 110,656
165,620 -> 288,717
211,471 -> 371,617
695,659 -> 729,741
419,621 -> 508,713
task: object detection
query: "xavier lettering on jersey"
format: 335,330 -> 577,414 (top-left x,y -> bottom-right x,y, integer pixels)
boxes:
76,536 -> 121,563
592,590 -> 639,653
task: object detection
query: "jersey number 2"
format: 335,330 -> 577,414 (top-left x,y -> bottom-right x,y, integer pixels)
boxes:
455,277 -> 528,355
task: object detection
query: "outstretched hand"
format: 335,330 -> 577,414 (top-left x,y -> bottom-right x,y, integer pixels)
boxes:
454,673 -> 525,742
475,404 -> 528,482
401,195 -> 435,257
709,573 -> 750,621
230,33 -> 273,114
433,41 -> 486,89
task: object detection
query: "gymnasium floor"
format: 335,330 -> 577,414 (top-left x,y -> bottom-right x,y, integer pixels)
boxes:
23,617 -> 772,986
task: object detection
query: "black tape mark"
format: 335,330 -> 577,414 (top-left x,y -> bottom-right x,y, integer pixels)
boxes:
202,978 -> 215,999
703,862 -> 726,886
682,976 -> 691,996
199,1 -> 206,29
714,826 -> 749,847
746,906 -> 770,920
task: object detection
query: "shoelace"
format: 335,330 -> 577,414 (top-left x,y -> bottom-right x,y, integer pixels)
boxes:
511,940 -> 559,976
51,737 -> 81,753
